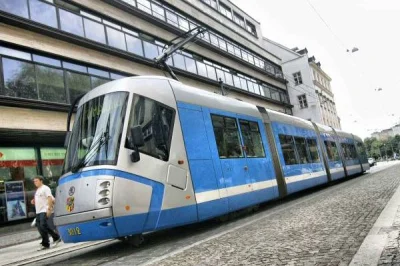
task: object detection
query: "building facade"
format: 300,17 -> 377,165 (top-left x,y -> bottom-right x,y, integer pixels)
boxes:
263,39 -> 341,129
0,0 -> 291,224
371,124 -> 400,140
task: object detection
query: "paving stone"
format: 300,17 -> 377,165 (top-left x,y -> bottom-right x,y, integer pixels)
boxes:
149,165 -> 400,266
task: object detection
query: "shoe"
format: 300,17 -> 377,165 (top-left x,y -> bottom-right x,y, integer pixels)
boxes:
37,245 -> 50,251
53,238 -> 62,247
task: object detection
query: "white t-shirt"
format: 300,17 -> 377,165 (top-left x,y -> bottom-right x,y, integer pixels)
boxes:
34,185 -> 53,214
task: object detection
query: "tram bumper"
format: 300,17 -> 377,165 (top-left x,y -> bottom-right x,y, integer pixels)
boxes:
54,174 -> 116,243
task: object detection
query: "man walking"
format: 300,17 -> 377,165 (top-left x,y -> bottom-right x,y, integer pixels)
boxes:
33,176 -> 61,250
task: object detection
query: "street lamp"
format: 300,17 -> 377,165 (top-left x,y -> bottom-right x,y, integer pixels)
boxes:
347,47 -> 359,53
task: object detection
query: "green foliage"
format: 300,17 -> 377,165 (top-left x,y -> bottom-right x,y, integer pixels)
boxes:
364,135 -> 400,159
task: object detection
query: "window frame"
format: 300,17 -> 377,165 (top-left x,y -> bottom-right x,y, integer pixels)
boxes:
125,94 -> 176,162
211,114 -> 244,159
238,119 -> 266,158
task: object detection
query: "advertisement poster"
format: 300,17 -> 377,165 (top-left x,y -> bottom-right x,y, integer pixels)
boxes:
5,181 -> 27,221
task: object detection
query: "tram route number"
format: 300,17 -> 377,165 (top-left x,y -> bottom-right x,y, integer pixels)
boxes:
67,227 -> 82,236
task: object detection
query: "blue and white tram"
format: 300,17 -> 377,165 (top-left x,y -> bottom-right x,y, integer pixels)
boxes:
54,76 -> 369,243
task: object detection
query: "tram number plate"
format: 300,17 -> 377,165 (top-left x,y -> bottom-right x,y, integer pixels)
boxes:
67,227 -> 82,236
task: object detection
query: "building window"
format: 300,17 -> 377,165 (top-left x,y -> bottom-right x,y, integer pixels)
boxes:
219,3 -> 232,20
293,72 -> 303,85
298,94 -> 308,109
246,21 -> 257,36
233,12 -> 245,28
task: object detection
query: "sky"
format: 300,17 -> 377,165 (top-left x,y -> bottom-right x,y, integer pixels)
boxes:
231,0 -> 400,139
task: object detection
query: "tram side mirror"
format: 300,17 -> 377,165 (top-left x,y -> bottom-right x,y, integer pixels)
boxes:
131,126 -> 144,147
129,125 -> 144,163
64,131 -> 71,148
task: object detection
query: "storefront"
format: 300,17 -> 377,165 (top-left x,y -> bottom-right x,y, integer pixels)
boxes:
0,130 -> 66,225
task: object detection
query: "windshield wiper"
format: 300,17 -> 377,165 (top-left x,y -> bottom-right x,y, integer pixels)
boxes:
71,132 -> 109,173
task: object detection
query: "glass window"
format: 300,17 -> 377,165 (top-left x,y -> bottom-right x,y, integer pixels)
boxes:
80,10 -> 101,22
218,38 -> 227,51
2,58 -> 37,100
88,68 -> 109,78
201,32 -> 210,43
178,17 -> 189,31
126,35 -> 144,56
64,92 -> 129,173
196,61 -> 207,77
234,46 -> 241,57
36,65 -> 66,103
29,0 -> 58,28
185,57 -> 197,74
172,53 -> 185,70
294,137 -> 310,164
40,148 -> 66,191
206,65 -> 216,80
84,18 -> 106,44
32,54 -> 61,67
62,62 -> 87,73
216,69 -> 225,83
224,72 -> 234,86
271,89 -> 280,101
125,95 -> 175,161
59,9 -> 84,37
262,85 -> 271,98
0,0 -> 29,18
91,76 -> 110,88
239,120 -> 265,158
0,147 -> 38,222
137,0 -> 151,14
166,10 -> 178,27
143,41 -> 159,60
151,2 -> 165,20
0,46 -> 31,61
210,34 -> 219,47
111,73 -> 127,80
227,43 -> 234,55
233,75 -> 241,89
211,115 -> 243,159
279,134 -> 297,165
66,71 -> 91,103
240,78 -> 248,91
106,27 -> 127,51
324,141 -> 339,161
253,83 -> 261,95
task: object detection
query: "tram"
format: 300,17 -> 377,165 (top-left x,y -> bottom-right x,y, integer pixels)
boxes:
54,76 -> 369,243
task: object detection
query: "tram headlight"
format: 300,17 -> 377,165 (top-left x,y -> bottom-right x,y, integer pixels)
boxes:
100,181 -> 111,188
96,178 -> 113,208
98,197 -> 110,205
99,189 -> 110,197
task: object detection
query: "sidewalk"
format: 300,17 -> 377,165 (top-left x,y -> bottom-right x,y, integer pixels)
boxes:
0,221 -> 40,249
350,161 -> 400,265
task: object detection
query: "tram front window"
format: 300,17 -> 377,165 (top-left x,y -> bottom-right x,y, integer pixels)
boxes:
63,92 -> 129,174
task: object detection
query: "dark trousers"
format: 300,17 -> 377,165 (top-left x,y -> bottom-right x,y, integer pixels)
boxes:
36,212 -> 59,247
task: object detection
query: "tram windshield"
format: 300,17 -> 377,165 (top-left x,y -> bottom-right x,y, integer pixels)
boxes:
63,91 -> 129,174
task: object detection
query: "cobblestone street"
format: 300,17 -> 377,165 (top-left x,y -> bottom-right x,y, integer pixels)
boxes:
144,164 -> 400,266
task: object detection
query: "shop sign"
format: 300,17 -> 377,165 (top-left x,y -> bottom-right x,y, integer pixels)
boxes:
5,181 -> 27,221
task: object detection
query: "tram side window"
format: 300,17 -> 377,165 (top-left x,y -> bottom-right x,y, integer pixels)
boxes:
125,95 -> 174,161
239,120 -> 265,158
324,141 -> 339,161
294,137 -> 310,164
356,142 -> 367,161
279,134 -> 297,165
349,144 -> 358,159
211,115 -> 243,158
307,138 -> 320,163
